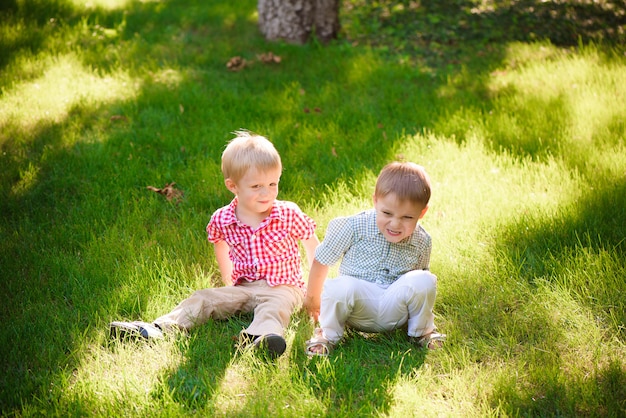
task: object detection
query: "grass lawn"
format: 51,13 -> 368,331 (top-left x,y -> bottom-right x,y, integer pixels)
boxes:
1,0 -> 625,416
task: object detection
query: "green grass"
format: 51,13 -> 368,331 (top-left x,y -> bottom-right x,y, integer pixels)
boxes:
1,0 -> 625,416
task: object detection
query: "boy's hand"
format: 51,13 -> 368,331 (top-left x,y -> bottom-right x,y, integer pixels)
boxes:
304,260 -> 329,323
303,294 -> 320,322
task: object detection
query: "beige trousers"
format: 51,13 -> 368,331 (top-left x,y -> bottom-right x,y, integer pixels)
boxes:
154,280 -> 304,336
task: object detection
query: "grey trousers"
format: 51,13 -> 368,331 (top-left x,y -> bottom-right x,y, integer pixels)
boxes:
319,270 -> 438,343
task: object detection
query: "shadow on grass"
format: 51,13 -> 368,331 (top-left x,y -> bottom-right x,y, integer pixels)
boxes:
348,0 -> 626,63
299,328 -> 428,415
449,163 -> 626,416
155,314 -> 425,415
491,357 -> 626,417
502,179 -> 626,321
158,319 -> 244,408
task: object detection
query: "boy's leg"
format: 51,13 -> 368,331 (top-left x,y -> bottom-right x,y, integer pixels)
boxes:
154,285 -> 256,331
244,281 -> 303,337
239,282 -> 303,358
319,276 -> 383,343
378,270 -> 437,337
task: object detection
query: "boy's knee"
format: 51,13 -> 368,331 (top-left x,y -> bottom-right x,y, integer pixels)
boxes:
323,276 -> 359,300
402,270 -> 437,293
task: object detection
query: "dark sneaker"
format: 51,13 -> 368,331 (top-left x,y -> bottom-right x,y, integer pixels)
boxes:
253,334 -> 287,359
237,332 -> 286,358
110,321 -> 163,340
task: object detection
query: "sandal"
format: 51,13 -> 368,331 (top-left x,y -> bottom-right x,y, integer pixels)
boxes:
411,332 -> 446,350
305,328 -> 334,357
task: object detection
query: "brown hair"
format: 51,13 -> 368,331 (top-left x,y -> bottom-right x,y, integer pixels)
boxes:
374,162 -> 431,206
221,130 -> 282,182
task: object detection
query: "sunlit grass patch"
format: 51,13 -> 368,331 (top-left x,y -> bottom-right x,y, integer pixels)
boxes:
60,337 -> 183,415
77,0 -> 133,9
0,53 -> 137,135
210,355 -> 324,416
388,364 -> 497,418
483,42 -> 626,160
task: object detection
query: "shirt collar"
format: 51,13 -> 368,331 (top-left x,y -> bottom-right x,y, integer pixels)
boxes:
223,197 -> 283,227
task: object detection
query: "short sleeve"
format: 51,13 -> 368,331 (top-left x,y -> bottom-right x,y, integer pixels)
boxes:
206,211 -> 225,244
416,228 -> 432,270
284,202 -> 316,240
314,216 -> 354,266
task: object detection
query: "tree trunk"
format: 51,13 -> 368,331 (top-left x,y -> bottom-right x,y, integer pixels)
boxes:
258,0 -> 340,44
312,0 -> 340,43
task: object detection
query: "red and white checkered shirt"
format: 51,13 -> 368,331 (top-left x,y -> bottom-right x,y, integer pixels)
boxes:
206,198 -> 316,289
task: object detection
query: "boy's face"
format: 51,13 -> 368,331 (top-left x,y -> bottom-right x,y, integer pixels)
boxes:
225,166 -> 281,217
373,193 -> 428,243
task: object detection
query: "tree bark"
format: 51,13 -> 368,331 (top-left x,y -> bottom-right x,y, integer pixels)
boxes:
258,0 -> 339,44
312,0 -> 340,43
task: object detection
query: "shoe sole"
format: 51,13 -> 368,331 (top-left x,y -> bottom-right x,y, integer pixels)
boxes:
109,321 -> 163,340
254,334 -> 286,358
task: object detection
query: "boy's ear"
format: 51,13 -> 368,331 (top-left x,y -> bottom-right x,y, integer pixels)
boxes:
224,178 -> 237,194
419,205 -> 429,219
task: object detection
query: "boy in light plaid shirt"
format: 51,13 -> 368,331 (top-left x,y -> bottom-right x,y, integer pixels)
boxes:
304,162 -> 445,356
111,131 -> 319,358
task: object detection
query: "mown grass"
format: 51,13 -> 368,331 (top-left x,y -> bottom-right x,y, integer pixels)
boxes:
1,0 -> 625,416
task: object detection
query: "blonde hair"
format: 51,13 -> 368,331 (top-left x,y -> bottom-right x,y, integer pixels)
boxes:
221,130 -> 282,182
374,162 -> 431,206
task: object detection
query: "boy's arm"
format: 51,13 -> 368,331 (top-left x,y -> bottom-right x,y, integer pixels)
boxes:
213,241 -> 233,286
301,234 -> 320,270
303,259 -> 329,322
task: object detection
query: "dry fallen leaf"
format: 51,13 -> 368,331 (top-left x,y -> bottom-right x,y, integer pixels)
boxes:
226,56 -> 247,72
147,182 -> 184,204
110,115 -> 127,122
257,52 -> 282,64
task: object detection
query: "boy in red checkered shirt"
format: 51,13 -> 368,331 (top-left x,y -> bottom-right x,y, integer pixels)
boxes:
110,131 -> 319,358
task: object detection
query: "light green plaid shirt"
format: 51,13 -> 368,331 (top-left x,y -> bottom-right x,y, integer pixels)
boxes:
315,209 -> 432,285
